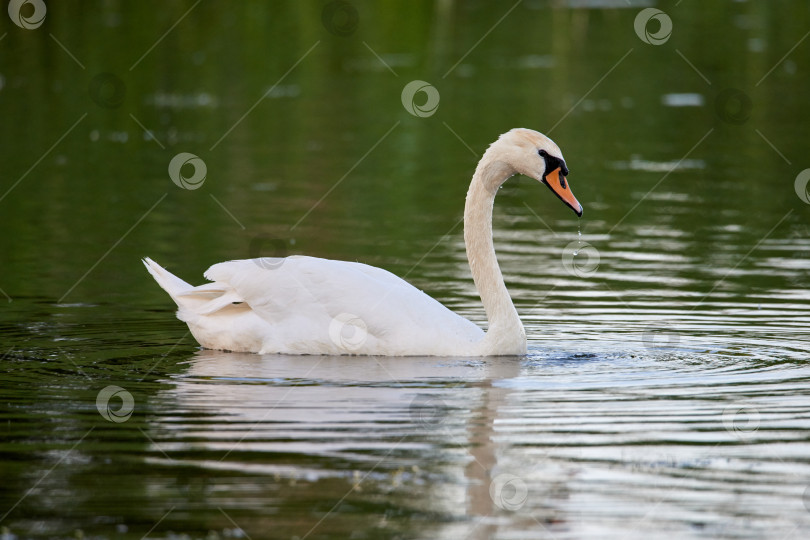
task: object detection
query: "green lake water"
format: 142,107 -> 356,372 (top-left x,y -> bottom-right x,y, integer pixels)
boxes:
1,1 -> 810,538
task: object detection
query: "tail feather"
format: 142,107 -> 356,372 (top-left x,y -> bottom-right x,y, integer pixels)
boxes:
144,257 -> 246,318
142,257 -> 193,301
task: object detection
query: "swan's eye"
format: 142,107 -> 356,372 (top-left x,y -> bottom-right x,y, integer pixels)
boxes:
540,152 -> 560,180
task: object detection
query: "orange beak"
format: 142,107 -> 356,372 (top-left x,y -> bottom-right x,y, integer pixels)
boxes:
541,167 -> 583,217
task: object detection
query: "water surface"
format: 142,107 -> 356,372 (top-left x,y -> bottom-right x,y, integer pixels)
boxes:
1,1 -> 809,539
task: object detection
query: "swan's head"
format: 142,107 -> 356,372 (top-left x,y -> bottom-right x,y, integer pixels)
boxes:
495,128 -> 583,217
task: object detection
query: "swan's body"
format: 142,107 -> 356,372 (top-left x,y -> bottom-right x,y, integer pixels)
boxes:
145,128 -> 582,356
144,255 -> 484,355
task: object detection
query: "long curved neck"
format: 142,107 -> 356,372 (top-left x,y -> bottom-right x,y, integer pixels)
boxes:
464,155 -> 527,355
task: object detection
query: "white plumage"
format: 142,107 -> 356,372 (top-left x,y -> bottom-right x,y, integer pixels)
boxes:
144,128 -> 583,356
143,255 -> 483,355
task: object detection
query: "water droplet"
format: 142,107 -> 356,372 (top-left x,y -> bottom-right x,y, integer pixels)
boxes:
573,251 -> 579,256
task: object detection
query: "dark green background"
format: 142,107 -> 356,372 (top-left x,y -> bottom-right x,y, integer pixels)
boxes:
1,1 -> 809,538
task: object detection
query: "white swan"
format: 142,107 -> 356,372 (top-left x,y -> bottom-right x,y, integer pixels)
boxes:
144,128 -> 582,356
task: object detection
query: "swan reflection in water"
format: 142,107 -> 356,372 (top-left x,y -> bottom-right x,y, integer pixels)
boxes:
151,349 -> 570,537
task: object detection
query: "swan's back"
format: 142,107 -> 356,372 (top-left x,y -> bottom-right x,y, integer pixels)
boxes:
144,256 -> 483,355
